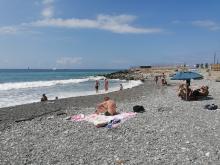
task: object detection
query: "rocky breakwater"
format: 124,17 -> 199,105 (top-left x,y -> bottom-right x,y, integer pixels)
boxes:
102,69 -> 146,81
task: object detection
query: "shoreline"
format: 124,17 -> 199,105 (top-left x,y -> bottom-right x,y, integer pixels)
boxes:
0,80 -> 151,126
0,79 -> 142,109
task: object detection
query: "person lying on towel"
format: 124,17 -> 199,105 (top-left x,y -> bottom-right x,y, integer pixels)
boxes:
95,97 -> 117,116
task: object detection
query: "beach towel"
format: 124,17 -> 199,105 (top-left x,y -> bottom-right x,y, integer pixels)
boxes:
70,112 -> 136,127
71,114 -> 85,121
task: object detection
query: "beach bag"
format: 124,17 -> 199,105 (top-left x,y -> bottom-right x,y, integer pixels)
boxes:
204,104 -> 218,110
133,105 -> 145,113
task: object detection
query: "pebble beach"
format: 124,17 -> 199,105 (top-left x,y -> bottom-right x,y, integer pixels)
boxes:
1,78 -> 220,164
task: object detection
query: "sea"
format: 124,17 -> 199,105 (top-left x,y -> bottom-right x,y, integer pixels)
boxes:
0,69 -> 142,108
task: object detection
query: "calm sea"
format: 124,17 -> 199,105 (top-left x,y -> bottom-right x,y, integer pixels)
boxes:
0,69 -> 142,108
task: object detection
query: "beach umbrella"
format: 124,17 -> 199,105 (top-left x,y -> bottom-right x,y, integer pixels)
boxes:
171,71 -> 203,100
171,71 -> 203,80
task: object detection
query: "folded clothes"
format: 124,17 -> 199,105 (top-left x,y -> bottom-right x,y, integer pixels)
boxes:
106,119 -> 121,128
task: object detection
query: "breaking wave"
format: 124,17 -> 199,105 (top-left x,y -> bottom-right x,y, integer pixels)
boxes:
0,76 -> 105,91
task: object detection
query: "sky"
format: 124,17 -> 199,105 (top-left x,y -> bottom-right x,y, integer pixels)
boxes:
0,0 -> 220,69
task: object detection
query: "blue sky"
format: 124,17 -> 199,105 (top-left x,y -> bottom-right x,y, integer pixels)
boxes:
0,0 -> 220,69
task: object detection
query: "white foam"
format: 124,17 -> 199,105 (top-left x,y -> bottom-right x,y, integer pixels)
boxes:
0,80 -> 143,108
0,75 -> 113,91
88,76 -> 105,80
50,80 -> 143,98
0,78 -> 89,91
122,80 -> 143,89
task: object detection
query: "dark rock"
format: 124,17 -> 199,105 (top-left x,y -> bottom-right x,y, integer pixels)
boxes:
102,69 -> 145,80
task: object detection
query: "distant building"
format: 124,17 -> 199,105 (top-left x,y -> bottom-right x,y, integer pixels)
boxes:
139,66 -> 152,68
211,64 -> 220,71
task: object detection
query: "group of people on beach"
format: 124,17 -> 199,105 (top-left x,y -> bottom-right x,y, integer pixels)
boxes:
95,79 -> 109,93
41,92 -> 118,116
154,73 -> 167,86
178,84 -> 209,101
40,78 -> 123,104
95,79 -> 123,93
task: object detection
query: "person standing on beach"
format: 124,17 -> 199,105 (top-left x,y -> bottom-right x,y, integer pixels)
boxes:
104,78 -> 109,91
95,80 -> 100,93
161,73 -> 167,85
120,84 -> 123,90
154,76 -> 158,84
162,73 -> 165,79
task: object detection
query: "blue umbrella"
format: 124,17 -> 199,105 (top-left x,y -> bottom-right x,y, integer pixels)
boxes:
171,71 -> 203,80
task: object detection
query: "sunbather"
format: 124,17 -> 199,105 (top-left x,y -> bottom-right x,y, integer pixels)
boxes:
178,84 -> 187,98
178,84 -> 209,101
95,97 -> 117,116
200,86 -> 209,96
190,86 -> 209,97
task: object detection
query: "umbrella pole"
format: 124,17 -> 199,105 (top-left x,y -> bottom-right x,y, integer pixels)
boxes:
186,79 -> 190,101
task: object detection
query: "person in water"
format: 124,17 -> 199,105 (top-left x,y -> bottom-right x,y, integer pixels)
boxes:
41,94 -> 48,102
104,78 -> 109,91
95,97 -> 117,116
95,80 -> 100,93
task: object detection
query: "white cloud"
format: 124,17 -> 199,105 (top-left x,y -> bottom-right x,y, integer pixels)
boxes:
192,20 -> 220,31
0,14 -> 163,35
41,7 -> 54,18
41,0 -> 54,18
0,1 -> 162,35
0,25 -> 41,35
42,0 -> 54,5
0,26 -> 18,34
56,57 -> 83,65
30,14 -> 162,34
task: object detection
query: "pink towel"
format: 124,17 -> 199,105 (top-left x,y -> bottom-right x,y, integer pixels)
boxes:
71,114 -> 85,121
71,112 -> 136,125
